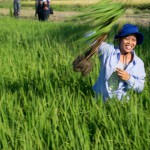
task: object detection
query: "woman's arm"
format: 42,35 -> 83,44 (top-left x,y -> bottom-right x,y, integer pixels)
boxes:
125,62 -> 146,92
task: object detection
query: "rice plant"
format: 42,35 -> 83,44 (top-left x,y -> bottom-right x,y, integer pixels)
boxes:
0,9 -> 149,150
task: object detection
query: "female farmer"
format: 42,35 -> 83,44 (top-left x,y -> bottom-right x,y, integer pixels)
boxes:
92,24 -> 146,101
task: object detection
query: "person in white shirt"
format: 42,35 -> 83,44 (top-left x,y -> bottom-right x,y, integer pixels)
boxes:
92,24 -> 146,101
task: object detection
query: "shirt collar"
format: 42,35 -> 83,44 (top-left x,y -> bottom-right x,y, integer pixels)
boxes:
115,47 -> 137,65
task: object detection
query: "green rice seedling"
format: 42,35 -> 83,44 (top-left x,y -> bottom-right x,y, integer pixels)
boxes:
0,14 -> 150,150
70,0 -> 127,53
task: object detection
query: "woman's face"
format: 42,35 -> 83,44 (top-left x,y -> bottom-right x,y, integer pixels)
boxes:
119,34 -> 137,54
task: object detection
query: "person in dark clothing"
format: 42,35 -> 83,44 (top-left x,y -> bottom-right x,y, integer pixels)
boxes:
35,0 -> 51,21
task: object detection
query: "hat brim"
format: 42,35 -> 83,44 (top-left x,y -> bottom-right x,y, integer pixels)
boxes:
115,32 -> 144,45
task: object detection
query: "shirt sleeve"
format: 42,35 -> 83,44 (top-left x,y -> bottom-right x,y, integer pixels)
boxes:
125,61 -> 146,93
98,42 -> 115,57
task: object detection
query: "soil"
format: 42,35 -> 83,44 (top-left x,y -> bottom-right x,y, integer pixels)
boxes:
0,8 -> 149,26
0,8 -> 80,21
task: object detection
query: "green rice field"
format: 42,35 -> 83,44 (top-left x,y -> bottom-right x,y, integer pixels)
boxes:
0,2 -> 150,150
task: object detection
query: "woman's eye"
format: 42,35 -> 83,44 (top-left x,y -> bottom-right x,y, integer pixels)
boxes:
124,37 -> 136,42
132,39 -> 136,42
125,37 -> 129,40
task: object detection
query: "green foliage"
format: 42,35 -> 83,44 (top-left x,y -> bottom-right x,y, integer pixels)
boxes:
51,4 -> 86,12
9,7 -> 13,17
0,16 -> 150,150
70,0 -> 126,51
0,0 -> 149,12
0,1 -> 12,8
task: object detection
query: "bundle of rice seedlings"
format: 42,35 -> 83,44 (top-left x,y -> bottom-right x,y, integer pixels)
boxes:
76,0 -> 127,50
72,0 -> 127,75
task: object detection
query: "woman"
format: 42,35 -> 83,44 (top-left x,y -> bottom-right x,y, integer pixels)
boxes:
92,24 -> 146,101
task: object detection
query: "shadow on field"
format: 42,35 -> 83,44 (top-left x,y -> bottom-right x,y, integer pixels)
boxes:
2,55 -> 95,99
3,72 -> 94,99
1,24 -> 94,99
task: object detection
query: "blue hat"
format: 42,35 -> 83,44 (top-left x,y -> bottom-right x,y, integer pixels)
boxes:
114,24 -> 144,45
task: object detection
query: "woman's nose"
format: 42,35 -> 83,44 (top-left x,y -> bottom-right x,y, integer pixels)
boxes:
127,39 -> 132,44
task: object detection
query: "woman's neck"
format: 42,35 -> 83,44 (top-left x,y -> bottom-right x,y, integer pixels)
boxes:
120,52 -> 133,64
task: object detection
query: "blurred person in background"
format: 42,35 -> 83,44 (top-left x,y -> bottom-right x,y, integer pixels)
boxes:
35,0 -> 52,21
14,0 -> 20,17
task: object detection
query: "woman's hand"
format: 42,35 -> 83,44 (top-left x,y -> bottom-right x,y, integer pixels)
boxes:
116,68 -> 130,81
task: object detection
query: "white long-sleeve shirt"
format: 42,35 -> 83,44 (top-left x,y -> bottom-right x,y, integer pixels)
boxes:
92,42 -> 146,101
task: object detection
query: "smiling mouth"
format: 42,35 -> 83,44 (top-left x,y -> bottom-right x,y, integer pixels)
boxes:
125,45 -> 132,50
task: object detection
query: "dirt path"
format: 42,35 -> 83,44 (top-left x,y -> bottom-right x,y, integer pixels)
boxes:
120,14 -> 150,27
0,8 -> 80,21
0,8 -> 149,26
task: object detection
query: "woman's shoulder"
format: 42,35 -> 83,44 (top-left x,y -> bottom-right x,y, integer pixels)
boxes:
98,42 -> 115,54
133,52 -> 145,65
